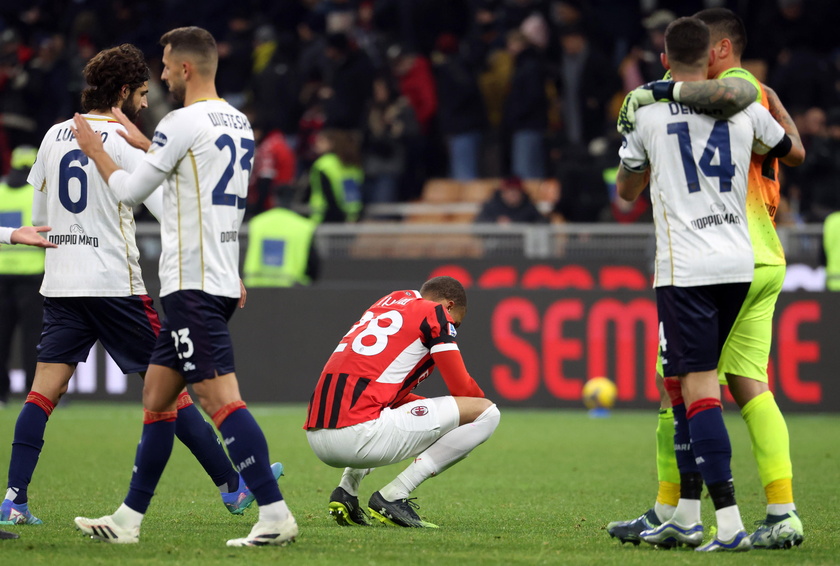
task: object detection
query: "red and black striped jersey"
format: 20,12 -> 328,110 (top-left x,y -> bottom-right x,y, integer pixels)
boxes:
304,289 -> 482,429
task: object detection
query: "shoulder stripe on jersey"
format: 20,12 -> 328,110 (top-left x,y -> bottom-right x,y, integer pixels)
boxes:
396,358 -> 435,396
176,174 -> 183,287
313,373 -> 334,429
431,343 -> 459,354
419,318 -> 433,349
434,304 -> 449,330
350,377 -> 370,409
186,150 -> 205,289
117,202 -> 135,295
328,373 -> 349,429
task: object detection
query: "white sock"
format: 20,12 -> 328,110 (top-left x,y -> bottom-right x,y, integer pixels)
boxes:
654,501 -> 676,522
339,468 -> 372,497
715,504 -> 745,541
670,498 -> 701,526
4,488 -> 19,502
379,404 -> 500,502
258,499 -> 291,523
767,503 -> 796,516
112,503 -> 144,529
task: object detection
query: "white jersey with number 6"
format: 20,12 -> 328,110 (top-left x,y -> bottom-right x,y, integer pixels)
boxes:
619,101 -> 785,287
28,114 -> 148,297
144,99 -> 253,298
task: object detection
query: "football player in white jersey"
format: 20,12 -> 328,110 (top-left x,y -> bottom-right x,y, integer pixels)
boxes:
616,17 -> 801,552
0,226 -> 55,247
1,44 -> 269,531
71,27 -> 297,548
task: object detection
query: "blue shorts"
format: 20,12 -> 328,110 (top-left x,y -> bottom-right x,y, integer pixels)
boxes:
149,290 -> 238,383
37,296 -> 161,374
656,283 -> 750,376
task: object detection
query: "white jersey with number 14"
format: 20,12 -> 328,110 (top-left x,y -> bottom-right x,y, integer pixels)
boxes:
619,101 -> 785,287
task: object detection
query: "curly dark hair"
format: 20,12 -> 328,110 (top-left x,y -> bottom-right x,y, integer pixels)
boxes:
81,44 -> 150,112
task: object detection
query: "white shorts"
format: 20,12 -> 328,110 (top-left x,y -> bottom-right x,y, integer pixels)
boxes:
306,396 -> 461,468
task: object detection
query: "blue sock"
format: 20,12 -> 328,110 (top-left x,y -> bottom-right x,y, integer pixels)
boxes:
672,401 -> 699,474
688,404 -> 732,486
7,403 -> 50,503
124,418 -> 176,514
217,408 -> 282,505
175,403 -> 238,491
673,400 -> 703,500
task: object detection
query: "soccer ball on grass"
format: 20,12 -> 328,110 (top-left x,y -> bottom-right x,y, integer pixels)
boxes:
581,377 -> 617,414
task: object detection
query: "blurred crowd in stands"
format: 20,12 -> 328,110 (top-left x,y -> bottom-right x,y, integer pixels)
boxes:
1,0 -> 839,225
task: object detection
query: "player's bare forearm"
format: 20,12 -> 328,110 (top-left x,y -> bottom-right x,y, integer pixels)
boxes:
71,113 -> 122,182
677,77 -> 758,117
616,165 -> 649,201
763,85 -> 805,166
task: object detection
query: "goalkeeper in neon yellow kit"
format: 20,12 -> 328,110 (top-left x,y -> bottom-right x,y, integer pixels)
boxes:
608,8 -> 805,550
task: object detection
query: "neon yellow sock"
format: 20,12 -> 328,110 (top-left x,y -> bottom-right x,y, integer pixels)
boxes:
741,391 -> 794,501
656,408 -> 680,485
656,481 -> 680,508
765,478 -> 794,506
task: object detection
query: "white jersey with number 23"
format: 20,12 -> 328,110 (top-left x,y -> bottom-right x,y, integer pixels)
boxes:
143,98 -> 254,298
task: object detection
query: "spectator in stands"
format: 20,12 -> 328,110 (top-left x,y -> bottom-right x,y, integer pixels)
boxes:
432,33 -> 487,181
348,0 -> 389,71
388,44 -> 438,200
243,190 -> 319,288
753,0 -> 833,77
824,211 -> 840,291
215,11 -> 255,109
554,23 -> 619,148
618,10 -> 674,91
321,32 -> 375,131
247,123 -> 296,219
1,0 -> 838,218
250,30 -> 303,150
306,129 -> 364,224
475,176 -> 546,224
362,75 -> 418,206
0,146 -> 44,406
389,43 -> 438,133
795,108 -> 840,222
0,29 -> 42,159
297,85 -> 328,173
503,29 -> 548,179
28,33 -> 73,140
550,143 -> 610,223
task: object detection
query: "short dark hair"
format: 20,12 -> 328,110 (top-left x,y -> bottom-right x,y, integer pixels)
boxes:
420,276 -> 467,310
81,44 -> 149,112
664,17 -> 710,70
160,26 -> 218,76
694,8 -> 747,57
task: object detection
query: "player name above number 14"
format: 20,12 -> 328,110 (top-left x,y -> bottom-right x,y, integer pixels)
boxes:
667,103 -> 724,117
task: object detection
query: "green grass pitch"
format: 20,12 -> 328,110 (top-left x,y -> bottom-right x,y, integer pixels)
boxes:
0,403 -> 837,565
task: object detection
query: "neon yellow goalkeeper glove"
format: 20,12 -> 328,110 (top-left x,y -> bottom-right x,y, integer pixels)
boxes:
617,80 -> 681,135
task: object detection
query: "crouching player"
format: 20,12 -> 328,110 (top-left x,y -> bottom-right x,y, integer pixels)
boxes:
305,276 -> 500,528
